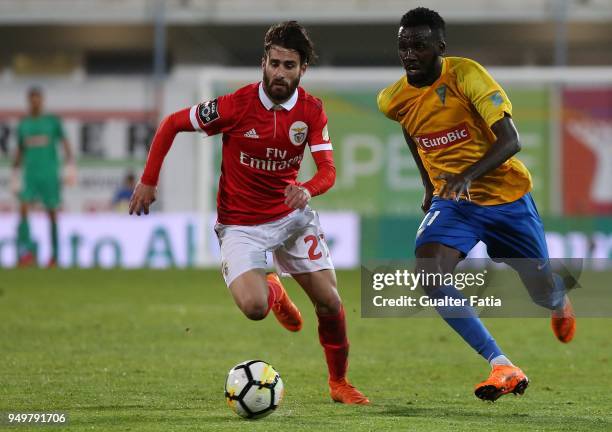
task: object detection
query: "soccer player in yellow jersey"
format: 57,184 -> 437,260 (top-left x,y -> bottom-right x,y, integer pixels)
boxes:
378,7 -> 577,401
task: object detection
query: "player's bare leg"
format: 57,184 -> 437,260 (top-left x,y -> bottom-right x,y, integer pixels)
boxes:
292,269 -> 369,405
228,269 -> 302,330
228,269 -> 269,320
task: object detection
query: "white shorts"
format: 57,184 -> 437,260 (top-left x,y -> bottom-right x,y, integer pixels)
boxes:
214,207 -> 335,286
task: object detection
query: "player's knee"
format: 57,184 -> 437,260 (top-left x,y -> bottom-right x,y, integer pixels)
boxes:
239,299 -> 269,321
415,257 -> 439,274
315,291 -> 342,315
416,248 -> 443,275
415,244 -> 462,294
414,259 -> 442,294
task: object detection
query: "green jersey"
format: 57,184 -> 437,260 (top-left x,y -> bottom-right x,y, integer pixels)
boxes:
17,114 -> 66,176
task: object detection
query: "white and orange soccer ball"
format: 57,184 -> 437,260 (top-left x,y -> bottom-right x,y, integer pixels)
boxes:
224,360 -> 284,419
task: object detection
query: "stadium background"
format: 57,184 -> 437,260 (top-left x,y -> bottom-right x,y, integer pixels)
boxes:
0,0 -> 611,268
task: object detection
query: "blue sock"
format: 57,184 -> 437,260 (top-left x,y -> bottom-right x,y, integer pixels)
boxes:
517,261 -> 567,310
429,285 -> 503,362
551,274 -> 567,310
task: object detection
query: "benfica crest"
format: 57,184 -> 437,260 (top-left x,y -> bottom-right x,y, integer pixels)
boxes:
289,121 -> 308,146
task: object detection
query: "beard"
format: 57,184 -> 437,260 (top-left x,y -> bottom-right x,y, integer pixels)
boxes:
262,73 -> 300,104
403,57 -> 441,86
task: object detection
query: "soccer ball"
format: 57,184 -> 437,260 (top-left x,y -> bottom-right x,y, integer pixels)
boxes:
224,360 -> 284,419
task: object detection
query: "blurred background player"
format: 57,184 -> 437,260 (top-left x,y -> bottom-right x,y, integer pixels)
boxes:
10,86 -> 76,267
378,7 -> 577,402
129,21 -> 368,405
111,172 -> 137,212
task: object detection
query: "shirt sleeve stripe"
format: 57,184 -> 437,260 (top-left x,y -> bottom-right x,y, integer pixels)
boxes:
310,143 -> 333,152
189,104 -> 204,132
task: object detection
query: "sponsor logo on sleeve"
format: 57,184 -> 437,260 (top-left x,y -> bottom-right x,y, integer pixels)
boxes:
490,91 -> 504,107
197,99 -> 220,125
414,123 -> 471,152
322,124 -> 330,142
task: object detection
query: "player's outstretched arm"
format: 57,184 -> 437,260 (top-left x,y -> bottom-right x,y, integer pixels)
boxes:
129,107 -> 195,215
438,115 -> 520,200
402,128 -> 434,212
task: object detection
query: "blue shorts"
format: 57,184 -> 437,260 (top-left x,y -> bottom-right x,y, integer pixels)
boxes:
415,193 -> 549,259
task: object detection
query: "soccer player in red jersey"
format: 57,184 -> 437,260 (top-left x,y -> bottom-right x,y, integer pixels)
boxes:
129,21 -> 368,405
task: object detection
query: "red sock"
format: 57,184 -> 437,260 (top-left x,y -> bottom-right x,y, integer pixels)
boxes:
265,276 -> 281,315
317,305 -> 349,382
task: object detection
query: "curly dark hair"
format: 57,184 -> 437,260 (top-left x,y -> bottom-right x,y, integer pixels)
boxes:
400,7 -> 446,40
264,21 -> 317,65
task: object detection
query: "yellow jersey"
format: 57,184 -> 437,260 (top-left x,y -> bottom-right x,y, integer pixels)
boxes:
377,56 -> 532,205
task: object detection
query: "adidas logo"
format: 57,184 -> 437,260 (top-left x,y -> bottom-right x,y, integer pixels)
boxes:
244,128 -> 259,138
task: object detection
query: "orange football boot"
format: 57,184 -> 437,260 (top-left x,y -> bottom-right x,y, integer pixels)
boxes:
329,378 -> 370,405
551,295 -> 576,343
474,365 -> 529,402
267,272 -> 303,332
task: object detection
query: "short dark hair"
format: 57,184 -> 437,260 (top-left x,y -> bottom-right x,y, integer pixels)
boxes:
28,86 -> 43,97
400,7 -> 446,40
264,21 -> 317,65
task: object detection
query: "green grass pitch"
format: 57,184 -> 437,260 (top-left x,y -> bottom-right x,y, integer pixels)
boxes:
1,269 -> 611,431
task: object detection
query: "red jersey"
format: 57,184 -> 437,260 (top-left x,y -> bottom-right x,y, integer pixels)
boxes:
189,82 -> 333,225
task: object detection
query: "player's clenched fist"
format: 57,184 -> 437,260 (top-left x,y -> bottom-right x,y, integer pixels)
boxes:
129,182 -> 157,216
284,184 -> 311,210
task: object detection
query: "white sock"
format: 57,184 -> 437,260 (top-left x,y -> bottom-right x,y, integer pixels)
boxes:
489,355 -> 513,367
